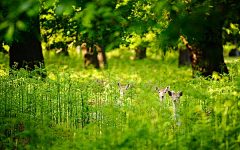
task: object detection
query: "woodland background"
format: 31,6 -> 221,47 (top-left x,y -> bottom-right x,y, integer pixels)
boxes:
0,0 -> 240,149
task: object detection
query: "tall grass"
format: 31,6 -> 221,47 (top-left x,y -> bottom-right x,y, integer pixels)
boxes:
0,50 -> 240,149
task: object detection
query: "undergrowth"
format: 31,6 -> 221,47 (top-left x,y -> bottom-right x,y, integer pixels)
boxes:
0,50 -> 240,149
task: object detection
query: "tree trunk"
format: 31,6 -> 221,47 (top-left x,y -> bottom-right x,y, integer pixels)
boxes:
181,26 -> 229,77
84,52 -> 99,69
135,46 -> 147,59
81,43 -> 107,69
95,44 -> 108,68
178,48 -> 191,67
81,43 -> 99,69
229,49 -> 239,56
10,36 -> 44,70
9,15 -> 46,77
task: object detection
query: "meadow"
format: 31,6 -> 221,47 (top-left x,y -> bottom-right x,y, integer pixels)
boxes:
0,49 -> 240,149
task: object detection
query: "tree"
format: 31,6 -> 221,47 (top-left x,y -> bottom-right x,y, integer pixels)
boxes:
10,15 -> 45,75
40,2 -> 76,56
180,1 -> 229,76
74,0 -> 124,68
135,46 -> 147,59
41,0 -> 125,68
2,0 -> 239,76
153,0 -> 240,77
178,47 -> 190,68
0,0 -> 46,77
1,0 -> 125,71
118,1 -> 158,59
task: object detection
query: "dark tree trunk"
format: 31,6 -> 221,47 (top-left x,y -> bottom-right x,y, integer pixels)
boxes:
229,49 -> 239,56
202,36 -> 229,76
96,44 -> 107,68
81,43 -> 99,69
178,48 -> 191,67
100,49 -> 107,68
10,36 -> 44,70
135,46 -> 147,59
9,14 -> 46,77
81,43 -> 107,69
181,26 -> 229,77
84,52 -> 99,69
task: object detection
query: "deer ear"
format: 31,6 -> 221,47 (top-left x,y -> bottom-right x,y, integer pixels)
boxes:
126,84 -> 130,89
168,91 -> 172,96
165,86 -> 170,91
118,83 -> 121,87
156,87 -> 159,90
178,91 -> 183,96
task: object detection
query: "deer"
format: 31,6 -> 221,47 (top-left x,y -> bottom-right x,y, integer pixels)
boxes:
156,86 -> 170,103
168,90 -> 183,126
117,83 -> 131,105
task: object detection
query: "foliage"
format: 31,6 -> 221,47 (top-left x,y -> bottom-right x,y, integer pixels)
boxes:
223,23 -> 240,46
0,51 -> 240,149
1,0 -> 240,53
39,0 -> 126,52
0,0 -> 41,43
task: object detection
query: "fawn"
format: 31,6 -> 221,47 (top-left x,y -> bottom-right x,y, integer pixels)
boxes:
168,90 -> 183,126
117,83 -> 131,105
156,86 -> 170,103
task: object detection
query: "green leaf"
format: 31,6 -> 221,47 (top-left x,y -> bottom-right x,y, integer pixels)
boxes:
172,5 -> 178,11
5,24 -> 14,42
0,21 -> 9,30
20,1 -> 32,12
55,5 -> 64,15
27,5 -> 39,16
16,20 -> 27,31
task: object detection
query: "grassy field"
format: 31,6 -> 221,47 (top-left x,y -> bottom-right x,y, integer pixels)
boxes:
0,49 -> 240,149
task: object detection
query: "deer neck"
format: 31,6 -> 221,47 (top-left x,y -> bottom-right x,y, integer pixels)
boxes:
172,100 -> 180,118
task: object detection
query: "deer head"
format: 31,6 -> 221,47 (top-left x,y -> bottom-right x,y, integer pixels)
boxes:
168,91 -> 183,106
118,83 -> 131,99
156,86 -> 170,103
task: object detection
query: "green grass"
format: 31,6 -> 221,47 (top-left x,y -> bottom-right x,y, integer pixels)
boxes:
0,49 -> 240,149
